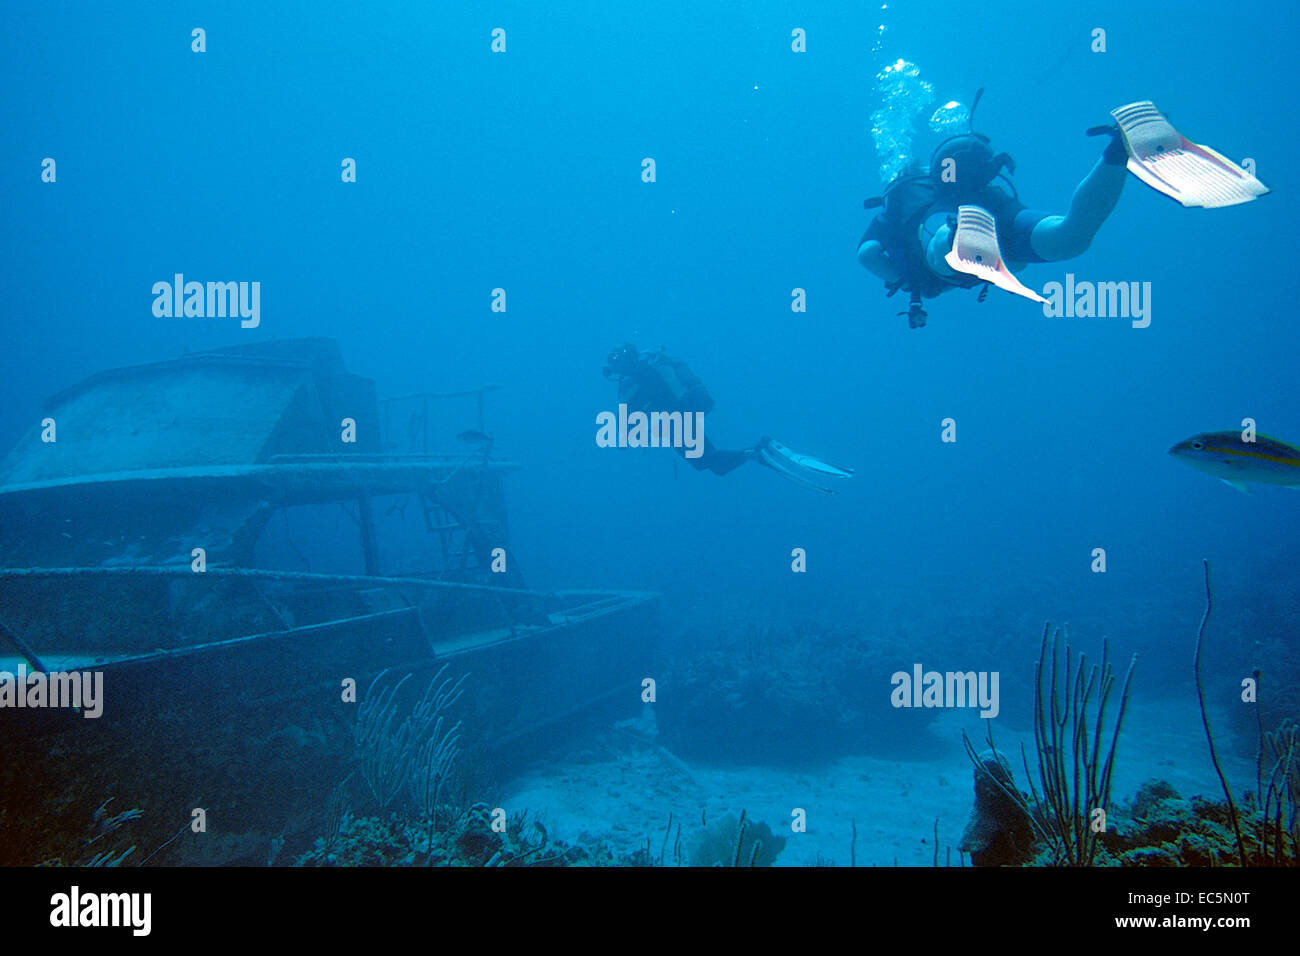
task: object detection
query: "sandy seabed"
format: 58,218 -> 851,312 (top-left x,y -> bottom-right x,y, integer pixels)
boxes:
504,695 -> 1255,866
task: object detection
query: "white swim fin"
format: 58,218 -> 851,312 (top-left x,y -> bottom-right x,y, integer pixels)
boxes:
1111,101 -> 1268,208
944,205 -> 1048,304
764,439 -> 854,479
756,439 -> 853,494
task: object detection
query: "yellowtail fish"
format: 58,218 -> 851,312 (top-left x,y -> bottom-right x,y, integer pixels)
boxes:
1168,431 -> 1300,493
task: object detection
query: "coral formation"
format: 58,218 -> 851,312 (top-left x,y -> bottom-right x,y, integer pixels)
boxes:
962,624 -> 1134,866
958,750 -> 1038,866
686,810 -> 786,867
294,804 -> 640,867
959,771 -> 1299,868
1102,781 -> 1296,866
355,665 -> 466,813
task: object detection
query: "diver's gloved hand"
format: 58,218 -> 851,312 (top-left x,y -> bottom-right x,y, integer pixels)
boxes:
1086,123 -> 1128,166
1102,129 -> 1127,165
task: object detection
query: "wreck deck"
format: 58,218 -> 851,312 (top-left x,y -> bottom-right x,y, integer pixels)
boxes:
0,338 -> 661,865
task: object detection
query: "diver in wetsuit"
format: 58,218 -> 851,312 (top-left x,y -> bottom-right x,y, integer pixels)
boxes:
601,344 -> 853,493
859,93 -> 1267,327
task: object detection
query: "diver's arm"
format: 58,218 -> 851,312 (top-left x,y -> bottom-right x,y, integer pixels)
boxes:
618,371 -> 666,413
1028,156 -> 1127,261
857,239 -> 902,284
617,376 -> 646,410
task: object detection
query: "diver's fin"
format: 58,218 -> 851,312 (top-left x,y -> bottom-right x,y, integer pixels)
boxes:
763,439 -> 855,479
1221,478 -> 1253,494
943,205 -> 1048,304
758,447 -> 838,493
755,439 -> 853,494
1111,101 -> 1268,208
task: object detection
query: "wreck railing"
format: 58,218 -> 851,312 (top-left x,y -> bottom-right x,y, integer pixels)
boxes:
0,565 -> 557,657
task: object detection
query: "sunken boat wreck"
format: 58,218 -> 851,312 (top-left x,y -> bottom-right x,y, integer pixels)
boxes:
0,338 -> 658,865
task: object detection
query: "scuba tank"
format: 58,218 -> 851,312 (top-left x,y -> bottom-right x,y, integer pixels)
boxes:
650,352 -> 714,413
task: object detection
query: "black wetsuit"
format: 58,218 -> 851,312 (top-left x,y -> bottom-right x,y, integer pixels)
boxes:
615,351 -> 751,476
861,178 -> 1050,299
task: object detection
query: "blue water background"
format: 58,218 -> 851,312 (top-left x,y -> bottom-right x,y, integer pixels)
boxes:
2,0 -> 1296,713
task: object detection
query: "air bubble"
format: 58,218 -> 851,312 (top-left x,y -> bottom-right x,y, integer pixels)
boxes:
869,59 -> 934,182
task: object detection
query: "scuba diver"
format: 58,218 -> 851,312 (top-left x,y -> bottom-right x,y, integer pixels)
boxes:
859,94 -> 1268,328
602,343 -> 853,493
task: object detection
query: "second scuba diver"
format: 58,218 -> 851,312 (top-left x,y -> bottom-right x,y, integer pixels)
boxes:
602,344 -> 854,494
858,94 -> 1268,328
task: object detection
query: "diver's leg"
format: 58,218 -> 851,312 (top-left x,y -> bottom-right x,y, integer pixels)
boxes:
1027,154 -> 1127,261
857,239 -> 902,284
706,449 -> 753,475
681,438 -> 753,476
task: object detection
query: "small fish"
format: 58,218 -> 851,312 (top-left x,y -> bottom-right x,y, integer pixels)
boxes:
456,429 -> 493,444
1168,430 -> 1300,493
